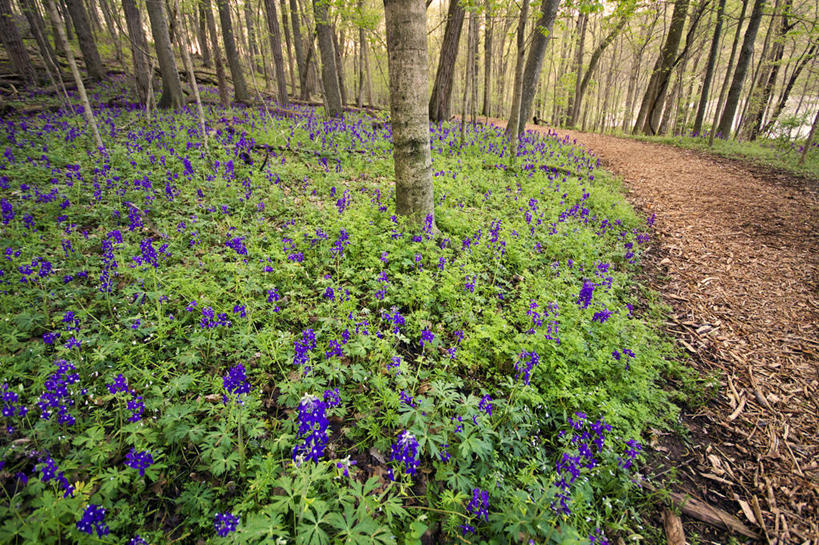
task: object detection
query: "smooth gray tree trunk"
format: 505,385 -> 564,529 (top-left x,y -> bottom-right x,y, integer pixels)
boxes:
313,0 -> 342,117
203,0 -> 230,106
515,0 -> 561,134
693,0 -> 726,135
717,0 -> 766,139
263,0 -> 290,105
65,0 -> 106,80
428,0 -> 465,122
122,0 -> 151,105
198,1 -> 211,67
384,0 -> 434,227
216,0 -> 250,102
1,0 -> 37,85
146,0 -> 184,108
506,0 -> 529,145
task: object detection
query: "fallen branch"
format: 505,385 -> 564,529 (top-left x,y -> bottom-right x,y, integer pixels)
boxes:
668,491 -> 759,539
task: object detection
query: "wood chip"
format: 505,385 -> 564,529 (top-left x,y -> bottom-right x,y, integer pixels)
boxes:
663,509 -> 686,545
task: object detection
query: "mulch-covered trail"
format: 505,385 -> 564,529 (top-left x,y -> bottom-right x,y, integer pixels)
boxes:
545,128 -> 818,544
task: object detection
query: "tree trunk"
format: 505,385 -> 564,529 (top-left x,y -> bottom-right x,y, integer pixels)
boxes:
567,13 -> 587,126
203,0 -> 230,106
716,0 -> 766,139
245,0 -> 257,57
44,0 -> 103,149
198,0 -> 212,67
313,0 -> 343,117
263,0 -> 290,106
737,0 -> 777,139
383,0 -> 434,227
428,0 -> 465,122
65,0 -> 106,80
799,107 -> 817,165
98,0 -> 123,64
481,1 -> 492,116
761,44 -> 817,135
173,1 -> 207,149
23,0 -> 68,102
332,28 -> 347,105
573,14 -> 628,127
506,0 -> 529,145
122,0 -> 151,105
288,0 -> 308,98
709,0 -> 748,144
216,0 -> 249,102
357,0 -> 365,107
459,11 -> 472,144
693,0 -> 726,135
146,0 -> 184,108
280,0 -> 296,93
748,0 -> 791,140
634,0 -> 690,135
1,0 -> 38,85
515,0 -> 561,134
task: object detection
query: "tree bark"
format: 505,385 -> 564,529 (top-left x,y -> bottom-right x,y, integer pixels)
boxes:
383,0 -> 434,227
146,0 -> 184,108
481,0 -> 492,116
332,28 -> 347,105
65,0 -> 106,80
263,0 -> 290,106
747,0 -> 791,140
634,0 -> 690,135
506,0 -> 529,145
761,43 -> 817,134
122,0 -> 151,105
280,0 -> 296,93
567,13 -> 587,126
709,0 -> 748,144
572,14 -> 628,127
216,0 -> 250,102
198,0 -> 212,67
799,107 -> 817,165
98,0 -> 123,64
716,0 -> 766,139
173,1 -> 207,149
44,0 -> 103,149
203,0 -> 230,106
515,0 -> 561,134
428,0 -> 465,122
1,0 -> 38,85
313,0 -> 342,117
245,0 -> 257,57
693,0 -> 726,135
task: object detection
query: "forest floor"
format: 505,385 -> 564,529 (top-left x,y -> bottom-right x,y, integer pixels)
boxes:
544,127 -> 818,544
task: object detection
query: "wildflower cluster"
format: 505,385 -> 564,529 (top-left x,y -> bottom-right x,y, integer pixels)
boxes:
214,512 -> 239,537
222,364 -> 252,402
292,394 -> 329,464
38,359 -> 80,426
107,374 -> 144,422
76,504 -> 109,537
514,350 -> 540,385
125,448 -> 154,477
388,430 -> 419,480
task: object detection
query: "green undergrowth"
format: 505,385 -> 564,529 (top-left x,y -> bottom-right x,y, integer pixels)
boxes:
0,81 -> 691,544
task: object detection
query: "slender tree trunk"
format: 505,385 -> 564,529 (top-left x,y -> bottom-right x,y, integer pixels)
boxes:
799,107 -> 817,165
363,31 -> 373,105
98,0 -> 123,64
23,1 -> 69,103
146,0 -> 184,108
516,0 -> 561,134
173,1 -> 207,148
717,0 -> 766,139
1,0 -> 37,85
634,0 -> 690,135
198,1 -> 212,67
737,0 -> 777,139
245,0 -> 257,57
383,0 -> 434,227
459,11 -> 472,144
622,46 -> 643,132
506,0 -> 529,146
762,44 -> 817,134
288,0 -> 308,98
313,0 -> 343,117
428,0 -> 465,122
748,0 -> 791,140
567,13 -> 588,126
693,0 -> 726,135
44,0 -> 103,149
216,0 -> 249,102
122,0 -> 151,105
482,1 -> 492,117
65,0 -> 106,80
573,14 -> 628,127
280,0 -> 296,93
263,0 -> 290,105
357,0 -> 365,107
332,28 -> 347,105
709,0 -> 748,144
202,0 -> 229,106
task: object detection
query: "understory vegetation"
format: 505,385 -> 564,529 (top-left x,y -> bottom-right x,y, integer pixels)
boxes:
0,82 -> 686,544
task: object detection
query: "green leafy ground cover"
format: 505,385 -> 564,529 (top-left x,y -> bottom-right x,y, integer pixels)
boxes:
0,81 -> 686,544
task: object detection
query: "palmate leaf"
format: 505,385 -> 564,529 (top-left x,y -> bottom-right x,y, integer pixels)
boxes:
241,505 -> 287,542
326,503 -> 396,545
296,502 -> 331,545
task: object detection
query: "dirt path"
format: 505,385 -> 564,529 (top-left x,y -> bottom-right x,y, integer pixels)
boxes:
545,128 -> 817,544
